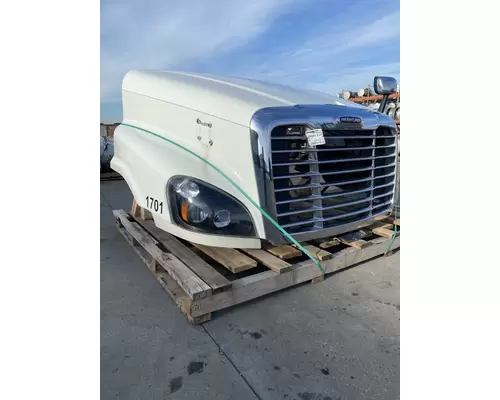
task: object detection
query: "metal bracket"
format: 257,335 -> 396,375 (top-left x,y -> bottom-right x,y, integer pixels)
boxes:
196,118 -> 213,147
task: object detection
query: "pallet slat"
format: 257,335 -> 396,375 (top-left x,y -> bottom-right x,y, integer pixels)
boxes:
315,238 -> 341,249
340,239 -> 368,249
294,244 -> 333,261
368,222 -> 396,239
264,244 -> 302,260
240,249 -> 292,274
370,222 -> 394,230
372,227 -> 395,238
119,228 -> 211,323
114,210 -> 212,300
374,213 -> 392,221
386,217 -> 400,226
131,200 -> 153,221
192,244 -> 257,273
139,220 -> 232,293
156,273 -> 211,324
118,226 -> 160,273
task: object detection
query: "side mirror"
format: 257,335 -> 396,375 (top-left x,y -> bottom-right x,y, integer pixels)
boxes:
373,76 -> 398,95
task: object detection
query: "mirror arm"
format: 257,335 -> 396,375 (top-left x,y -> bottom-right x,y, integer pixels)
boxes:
379,94 -> 389,114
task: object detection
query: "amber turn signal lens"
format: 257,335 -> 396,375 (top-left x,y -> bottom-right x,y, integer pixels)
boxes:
180,201 -> 189,222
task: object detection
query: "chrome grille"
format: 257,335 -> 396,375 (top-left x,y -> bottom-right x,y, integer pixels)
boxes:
271,125 -> 397,236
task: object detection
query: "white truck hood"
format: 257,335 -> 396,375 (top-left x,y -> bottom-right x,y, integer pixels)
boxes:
122,69 -> 367,127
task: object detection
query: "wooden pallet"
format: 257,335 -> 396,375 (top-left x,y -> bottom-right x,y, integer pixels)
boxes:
113,208 -> 400,324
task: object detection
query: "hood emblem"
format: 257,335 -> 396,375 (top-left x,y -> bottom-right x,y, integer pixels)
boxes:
338,116 -> 362,124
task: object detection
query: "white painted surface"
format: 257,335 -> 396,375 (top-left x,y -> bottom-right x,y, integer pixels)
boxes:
122,69 -> 365,126
112,90 -> 264,248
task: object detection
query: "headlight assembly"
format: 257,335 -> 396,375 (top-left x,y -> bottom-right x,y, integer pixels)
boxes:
168,177 -> 256,237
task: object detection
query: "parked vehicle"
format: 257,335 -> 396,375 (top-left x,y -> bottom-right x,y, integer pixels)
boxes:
100,136 -> 114,172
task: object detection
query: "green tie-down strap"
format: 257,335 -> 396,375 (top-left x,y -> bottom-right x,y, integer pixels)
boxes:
121,123 -> 326,275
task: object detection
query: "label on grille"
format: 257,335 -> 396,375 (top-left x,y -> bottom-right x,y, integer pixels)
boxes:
305,128 -> 326,146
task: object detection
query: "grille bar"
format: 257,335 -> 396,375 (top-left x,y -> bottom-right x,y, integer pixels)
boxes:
275,181 -> 395,205
274,172 -> 395,192
284,206 -> 393,236
273,162 -> 397,180
271,144 -> 395,153
277,196 -> 374,217
272,153 -> 396,167
280,200 -> 393,229
373,191 -> 393,200
272,135 -> 395,140
373,201 -> 392,210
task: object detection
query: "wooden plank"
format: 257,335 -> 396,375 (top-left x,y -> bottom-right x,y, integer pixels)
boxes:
374,212 -> 392,221
131,199 -> 140,219
192,243 -> 257,274
315,238 -> 341,249
139,220 -> 232,293
156,273 -> 211,324
339,238 -> 368,249
114,210 -> 211,300
368,222 -> 395,239
295,244 -> 333,261
370,222 -> 394,230
140,207 -> 153,221
118,233 -> 211,324
116,220 -> 135,246
386,217 -> 400,226
117,225 -> 158,272
240,249 -> 292,274
131,199 -> 153,221
372,227 -> 395,238
190,235 -> 400,317
263,244 -> 302,260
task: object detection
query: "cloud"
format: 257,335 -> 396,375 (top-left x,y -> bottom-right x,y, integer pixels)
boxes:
101,0 -> 400,115
219,9 -> 400,94
100,0 -> 304,103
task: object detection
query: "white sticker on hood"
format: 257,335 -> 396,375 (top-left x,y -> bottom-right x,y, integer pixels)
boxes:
305,128 -> 326,147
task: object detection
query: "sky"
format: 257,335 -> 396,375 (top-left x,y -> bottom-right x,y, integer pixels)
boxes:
100,0 -> 400,123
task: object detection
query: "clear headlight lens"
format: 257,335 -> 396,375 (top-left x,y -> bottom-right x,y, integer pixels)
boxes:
175,179 -> 200,199
184,202 -> 209,223
168,177 -> 255,237
213,209 -> 231,228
